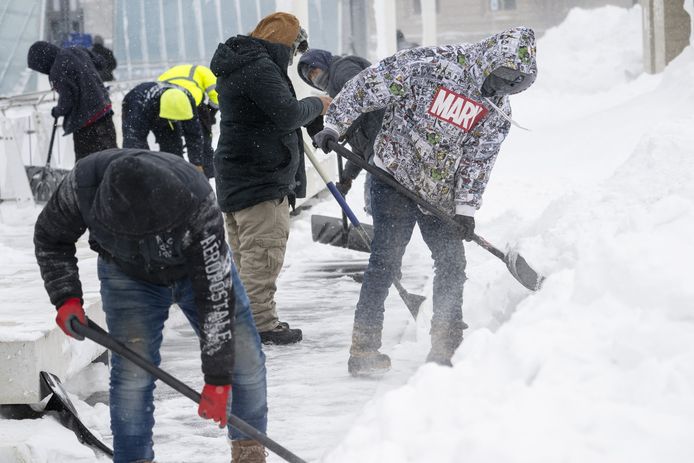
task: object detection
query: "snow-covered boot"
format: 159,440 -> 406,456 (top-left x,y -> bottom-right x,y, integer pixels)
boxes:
348,350 -> 391,376
231,439 -> 267,463
348,328 -> 390,376
425,321 -> 467,367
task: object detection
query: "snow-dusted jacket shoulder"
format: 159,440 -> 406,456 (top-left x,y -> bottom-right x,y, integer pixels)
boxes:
324,27 -> 537,215
34,150 -> 235,384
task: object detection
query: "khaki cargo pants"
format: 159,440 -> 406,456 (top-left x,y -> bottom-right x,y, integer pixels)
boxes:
225,197 -> 290,332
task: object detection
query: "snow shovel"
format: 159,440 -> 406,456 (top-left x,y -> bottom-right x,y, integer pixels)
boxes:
70,318 -> 307,463
26,117 -> 66,203
39,371 -> 114,457
305,143 -> 425,319
311,156 -> 375,253
327,140 -> 545,292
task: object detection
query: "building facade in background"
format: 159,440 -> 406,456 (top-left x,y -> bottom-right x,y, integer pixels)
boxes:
0,0 -> 689,97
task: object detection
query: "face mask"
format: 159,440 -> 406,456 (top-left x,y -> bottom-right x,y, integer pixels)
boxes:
311,70 -> 329,91
481,66 -> 536,97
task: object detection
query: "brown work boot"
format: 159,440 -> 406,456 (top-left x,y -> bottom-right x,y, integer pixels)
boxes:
348,326 -> 390,376
426,321 -> 467,367
348,350 -> 391,376
231,439 -> 267,463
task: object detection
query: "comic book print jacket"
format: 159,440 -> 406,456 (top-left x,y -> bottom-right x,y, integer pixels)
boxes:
324,27 -> 537,216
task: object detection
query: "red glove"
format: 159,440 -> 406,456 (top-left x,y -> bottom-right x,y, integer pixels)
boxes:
56,297 -> 86,340
198,384 -> 231,428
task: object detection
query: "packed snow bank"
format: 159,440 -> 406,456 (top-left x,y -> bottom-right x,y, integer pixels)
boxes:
325,7 -> 694,463
536,5 -> 643,95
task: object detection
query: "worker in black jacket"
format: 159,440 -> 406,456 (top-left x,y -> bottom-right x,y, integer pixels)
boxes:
122,81 -> 205,171
27,41 -> 117,160
34,148 -> 267,463
211,12 -> 331,346
91,35 -> 117,82
298,48 -> 384,212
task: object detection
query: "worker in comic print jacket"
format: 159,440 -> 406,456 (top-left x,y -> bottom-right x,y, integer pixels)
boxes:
33,148 -> 267,463
313,27 -> 538,374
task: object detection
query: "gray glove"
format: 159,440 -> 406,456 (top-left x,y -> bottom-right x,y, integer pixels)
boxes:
453,215 -> 475,241
313,127 -> 339,153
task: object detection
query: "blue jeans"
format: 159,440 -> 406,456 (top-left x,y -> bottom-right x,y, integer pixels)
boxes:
98,257 -> 267,463
353,175 -> 467,350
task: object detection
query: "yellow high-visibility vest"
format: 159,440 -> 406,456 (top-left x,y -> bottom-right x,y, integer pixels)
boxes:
158,64 -> 219,108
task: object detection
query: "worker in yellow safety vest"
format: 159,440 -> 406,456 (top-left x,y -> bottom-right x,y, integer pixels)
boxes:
158,64 -> 218,177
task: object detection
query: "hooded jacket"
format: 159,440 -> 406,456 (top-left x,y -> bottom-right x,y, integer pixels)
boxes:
324,27 -> 537,216
210,35 -> 323,212
27,41 -> 112,135
299,50 -> 385,182
34,149 -> 235,385
121,82 -> 205,167
91,43 -> 117,82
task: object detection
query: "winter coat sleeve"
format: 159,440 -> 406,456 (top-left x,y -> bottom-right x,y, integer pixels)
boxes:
121,104 -> 151,150
330,58 -> 368,97
34,171 -> 87,307
245,59 -> 323,131
323,50 -> 415,136
50,57 -> 77,118
181,115 -> 205,167
182,192 -> 235,385
454,99 -> 512,215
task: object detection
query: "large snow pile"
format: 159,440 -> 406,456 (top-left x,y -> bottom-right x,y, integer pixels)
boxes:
326,6 -> 694,463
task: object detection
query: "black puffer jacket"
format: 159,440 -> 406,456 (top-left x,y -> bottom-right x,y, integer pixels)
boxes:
210,35 -> 323,212
34,149 -> 235,385
28,42 -> 112,134
298,52 -> 384,182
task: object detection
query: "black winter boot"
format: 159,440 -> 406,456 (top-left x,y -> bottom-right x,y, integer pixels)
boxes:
259,321 -> 302,345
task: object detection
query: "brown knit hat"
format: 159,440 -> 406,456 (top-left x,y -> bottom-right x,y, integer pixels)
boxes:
250,12 -> 301,47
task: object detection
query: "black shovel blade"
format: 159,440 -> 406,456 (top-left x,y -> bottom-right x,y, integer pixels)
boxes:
40,371 -> 114,457
505,250 -> 545,291
311,215 -> 374,253
26,166 -> 69,203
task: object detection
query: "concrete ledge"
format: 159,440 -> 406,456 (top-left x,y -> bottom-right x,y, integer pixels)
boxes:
0,301 -> 107,405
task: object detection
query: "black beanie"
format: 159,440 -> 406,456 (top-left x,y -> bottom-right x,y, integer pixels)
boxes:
92,155 -> 198,236
27,41 -> 60,75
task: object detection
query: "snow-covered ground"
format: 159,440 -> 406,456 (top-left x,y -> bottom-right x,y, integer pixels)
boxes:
1,4 -> 693,463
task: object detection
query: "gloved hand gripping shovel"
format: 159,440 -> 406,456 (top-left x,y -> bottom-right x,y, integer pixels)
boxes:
305,143 -> 425,319
327,140 -> 545,291
70,318 -> 307,463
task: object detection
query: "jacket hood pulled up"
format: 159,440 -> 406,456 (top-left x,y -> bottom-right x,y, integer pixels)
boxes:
211,35 -> 291,78
27,41 -> 60,74
92,154 -> 198,236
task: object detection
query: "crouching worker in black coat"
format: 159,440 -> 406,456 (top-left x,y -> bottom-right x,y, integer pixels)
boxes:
122,82 -> 206,173
34,149 -> 268,462
27,41 -> 117,161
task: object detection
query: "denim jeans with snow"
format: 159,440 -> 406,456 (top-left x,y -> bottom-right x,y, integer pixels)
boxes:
353,175 -> 467,349
98,257 -> 267,463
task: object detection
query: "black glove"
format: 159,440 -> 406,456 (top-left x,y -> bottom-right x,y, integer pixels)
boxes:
453,215 -> 475,241
50,106 -> 61,118
305,116 -> 324,138
313,127 -> 339,153
335,178 -> 352,197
